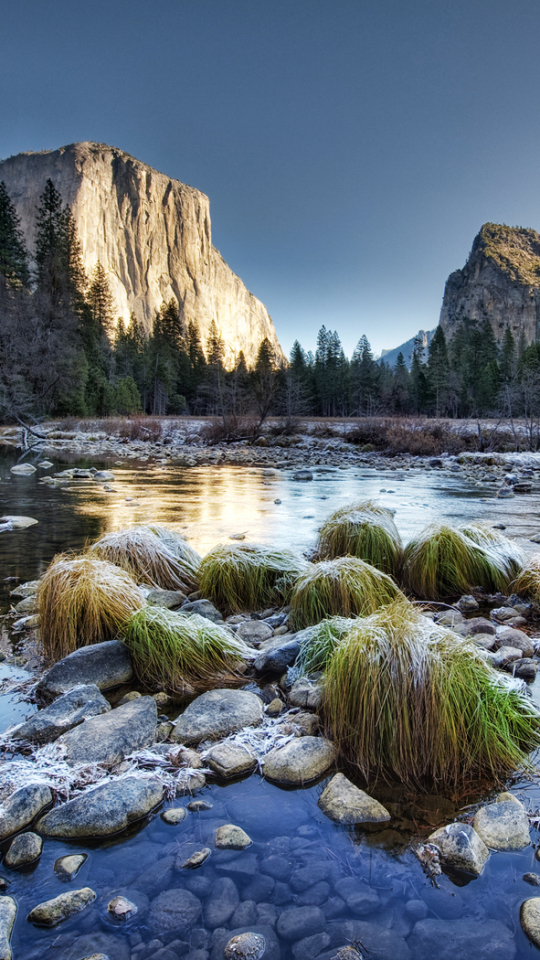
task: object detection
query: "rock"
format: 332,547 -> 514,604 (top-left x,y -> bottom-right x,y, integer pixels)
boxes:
58,695 -> 157,766
54,854 -> 87,880
0,879 -> 11,892
407,918 -> 515,960
205,741 -> 257,778
491,606 -> 518,622
216,825 -> 252,849
232,902 -> 259,927
58,932 -> 129,960
204,877 -> 240,927
224,932 -> 266,960
524,873 -> 540,885
4,831 -> 42,867
149,888 -> 202,934
492,645 -> 523,669
12,683 -> 111,744
93,471 -> 115,481
514,658 -> 538,680
293,933 -> 330,960
0,783 -> 53,839
457,595 -> 479,613
288,679 -> 323,710
325,920 -> 411,960
188,800 -> 213,811
266,698 -> 284,716
162,806 -> 188,824
176,771 -> 207,795
497,487 -> 515,498
494,627 -> 535,657
211,926 -> 278,960
522,898 -> 540,947
27,887 -> 96,926
0,898 -> 16,960
147,588 -> 187,609
263,736 -> 336,784
428,822 -> 489,876
471,633 -> 498,651
434,609 -> 464,627
36,640 -> 133,700
277,906 -> 326,940
254,637 -> 301,673
333,878 -> 379,916
10,463 -> 36,475
453,617 -> 496,637
236,621 -> 273,644
293,471 -> 313,481
473,795 -> 530,850
107,896 -> 138,922
171,689 -> 263,744
117,690 -> 142,705
328,949 -> 361,960
318,773 -> 390,824
181,848 -> 212,869
1,515 -> 38,528
37,775 -> 164,838
181,599 -> 224,623
291,712 -> 320,736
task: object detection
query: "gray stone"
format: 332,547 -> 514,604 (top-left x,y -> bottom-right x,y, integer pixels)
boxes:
492,645 -> 523,669
236,621 -> 273,643
522,898 -> 540,946
36,640 -> 133,700
107,896 -> 138,922
290,863 -> 335,892
10,463 -> 36,475
291,712 -> 319,736
293,933 -> 330,960
326,919 -> 411,960
211,926 -> 279,960
472,633 -> 497,651
171,689 -> 263,744
149,888 -> 202,934
57,933 -> 129,960
297,882 -> 330,906
494,627 -> 535,657
428,822 -> 490,876
434,609 -> 464,627
37,775 -> 164,838
188,800 -> 213,811
453,617 -> 496,637
407,918 -> 515,960
181,599 -> 223,623
457,595 -> 479,613
254,637 -> 301,673
491,606 -> 519,622
266,698 -> 284,716
288,679 -> 323,710
93,471 -> 115,481
334,878 -> 380,916
263,736 -> 336,784
205,741 -> 257,778
293,470 -> 313,481
181,848 -> 212,869
515,658 -> 538,680
147,588 -> 187,609
224,932 -> 266,960
0,898 -> 16,960
54,854 -> 87,880
260,855 -> 292,881
176,771 -> 207,795
4,831 -> 42,867
58,695 -> 157,766
12,683 -> 111,744
473,795 -> 530,850
276,905 -> 326,940
27,887 -> 96,926
232,902 -> 259,927
318,773 -> 390,824
0,782 -> 53,839
204,877 -> 240,927
162,806 -> 188,824
216,824 -> 252,849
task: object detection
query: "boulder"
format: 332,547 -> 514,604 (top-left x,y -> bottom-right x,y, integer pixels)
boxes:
0,898 -> 16,960
10,463 -> 36,475
148,888 -> 202,934
514,658 -> 538,680
54,854 -> 87,880
93,471 -> 115,481
254,637 -> 301,673
473,795 -> 530,850
288,679 -> 323,710
318,773 -> 390,824
171,689 -> 263,744
205,741 -> 257,778
147,588 -> 187,609
453,617 -> 496,637
37,775 -> 164,838
4,831 -> 42,867
27,888 -> 96,926
407,918 -> 515,960
492,646 -> 523,669
493,628 -> 534,657
58,695 -> 157,766
11,684 -> 111,744
36,640 -> 133,700
277,906 -> 326,941
161,806 -> 188,824
181,599 -> 223,623
293,471 -> 313,481
325,920 -> 411,960
204,877 -> 240,927
0,782 -> 53,839
521,898 -> 540,948
263,737 -> 336,784
428,822 -> 489,876
216,825 -> 252,849
236,621 -> 273,644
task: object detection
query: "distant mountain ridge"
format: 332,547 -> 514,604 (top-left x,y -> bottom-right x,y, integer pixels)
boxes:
379,329 -> 435,369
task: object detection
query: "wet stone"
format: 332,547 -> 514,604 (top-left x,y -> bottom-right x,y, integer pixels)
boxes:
205,742 -> 257,779
37,775 -> 164,838
293,932 -> 331,960
181,848 -> 211,869
0,878 -> 11,892
224,932 -> 266,960
263,736 -> 336,784
36,639 -> 133,699
216,824 -> 252,849
107,895 -> 138,922
54,853 -> 87,880
0,782 -> 53,840
408,918 -> 515,960
149,888 -> 202,934
204,877 -> 240,927
171,689 -> 263,745
11,683 -> 111,744
473,795 -> 530,851
276,905 -> 326,941
428,822 -> 489,876
162,806 -> 188,824
4,831 -> 42,868
58,695 -> 158,766
27,887 -> 96,926
334,878 -> 380,916
211,926 -> 279,960
260,855 -> 292,881
232,901 -> 259,926
0,898 -> 16,960
524,873 -> 540,886
325,919 -> 411,960
188,800 -> 213,812
318,773 -> 390,824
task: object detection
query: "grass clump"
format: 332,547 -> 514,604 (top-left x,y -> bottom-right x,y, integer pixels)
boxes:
461,523 -> 525,581
295,616 -> 354,676
140,524 -> 201,581
401,523 -> 513,599
123,607 -> 253,692
323,598 -> 540,791
512,554 -> 540,601
317,500 -> 403,576
199,543 -> 309,612
90,527 -> 199,593
38,554 -> 145,661
289,556 -> 403,629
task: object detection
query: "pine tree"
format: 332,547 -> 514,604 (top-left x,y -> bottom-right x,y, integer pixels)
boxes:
0,182 -> 29,288
87,262 -> 116,335
500,327 -> 516,383
251,337 -> 278,425
427,326 -> 449,416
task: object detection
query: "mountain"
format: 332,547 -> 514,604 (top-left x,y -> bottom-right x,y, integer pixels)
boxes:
0,142 -> 283,367
439,223 -> 540,344
379,329 -> 435,369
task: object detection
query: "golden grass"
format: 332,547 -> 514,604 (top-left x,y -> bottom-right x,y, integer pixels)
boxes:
289,556 -> 403,629
199,542 -> 309,612
512,554 -> 540,602
317,500 -> 403,576
90,527 -> 199,592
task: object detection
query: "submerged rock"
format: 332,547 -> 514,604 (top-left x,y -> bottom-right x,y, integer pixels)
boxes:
277,905 -> 326,940
11,683 -> 111,744
4,831 -> 42,867
36,640 -> 133,700
10,463 -> 36,475
205,741 -> 257,778
216,824 -> 252,849
428,822 -> 489,876
225,932 -> 266,960
263,736 -> 336,784
318,773 -> 390,824
107,896 -> 138,922
37,775 -> 164,838
204,877 -> 240,927
161,806 -> 188,824
473,794 -> 530,850
212,926 -> 279,960
148,887 -> 202,934
407,918 -> 515,960
0,783 -> 53,840
181,848 -> 212,869
27,887 -> 96,926
0,898 -> 16,960
171,689 -> 263,744
522,898 -> 540,946
58,695 -> 158,766
54,854 -> 87,880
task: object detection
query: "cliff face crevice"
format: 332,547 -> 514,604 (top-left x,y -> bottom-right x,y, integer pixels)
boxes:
0,141 -> 283,367
439,223 -> 540,344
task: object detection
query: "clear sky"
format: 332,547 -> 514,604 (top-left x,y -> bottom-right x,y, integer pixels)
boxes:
2,0 -> 540,358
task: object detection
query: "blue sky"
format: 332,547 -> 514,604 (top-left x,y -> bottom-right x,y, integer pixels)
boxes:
2,0 -> 540,357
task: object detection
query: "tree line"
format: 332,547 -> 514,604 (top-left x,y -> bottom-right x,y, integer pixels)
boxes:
1,178 -> 539,429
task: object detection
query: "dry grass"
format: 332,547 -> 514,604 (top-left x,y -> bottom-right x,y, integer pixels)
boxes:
199,542 -> 309,612
317,500 -> 403,576
90,527 -> 199,592
38,554 -> 145,661
289,556 -> 403,629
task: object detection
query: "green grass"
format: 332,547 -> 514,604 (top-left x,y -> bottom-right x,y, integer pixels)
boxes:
199,542 -> 309,612
323,598 -> 540,791
401,523 -> 513,599
289,556 -> 403,629
317,500 -> 403,576
123,606 -> 253,692
461,523 -> 525,581
295,616 -> 354,676
512,554 -> 540,602
38,554 -> 144,661
90,527 -> 199,593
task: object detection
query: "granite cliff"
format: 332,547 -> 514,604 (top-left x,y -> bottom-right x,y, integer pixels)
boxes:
439,223 -> 540,344
0,142 -> 283,367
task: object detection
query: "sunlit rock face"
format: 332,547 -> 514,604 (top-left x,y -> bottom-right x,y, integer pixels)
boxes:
0,141 -> 283,367
439,222 -> 540,345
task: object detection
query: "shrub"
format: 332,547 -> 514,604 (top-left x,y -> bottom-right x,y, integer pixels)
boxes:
323,599 -> 540,790
38,554 -> 144,661
289,556 -> 403,629
199,542 -> 309,612
317,500 -> 403,576
401,523 -> 512,599
90,527 -> 199,592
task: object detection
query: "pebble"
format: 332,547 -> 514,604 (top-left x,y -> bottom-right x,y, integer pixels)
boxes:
4,831 -> 42,868
54,854 -> 87,880
162,806 -> 188,824
107,895 -> 138,922
188,800 -> 213,812
216,825 -> 253,849
181,848 -> 212,869
224,932 -> 266,960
